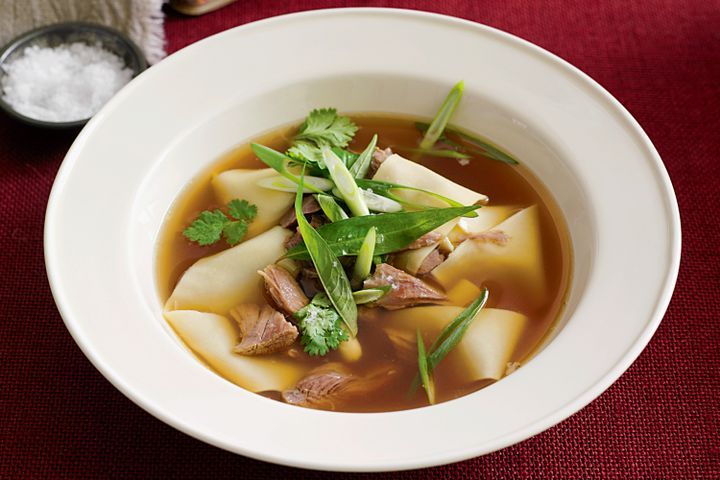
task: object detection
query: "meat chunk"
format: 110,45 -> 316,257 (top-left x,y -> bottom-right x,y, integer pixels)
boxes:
230,304 -> 298,355
363,263 -> 447,309
416,248 -> 446,276
297,264 -> 323,298
279,195 -> 321,228
284,230 -> 303,249
284,214 -> 326,250
282,363 -> 397,410
367,147 -> 393,177
258,264 -> 309,315
283,365 -> 351,408
404,231 -> 442,250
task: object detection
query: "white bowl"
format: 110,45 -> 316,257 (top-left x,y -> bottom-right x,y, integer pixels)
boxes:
44,8 -> 680,472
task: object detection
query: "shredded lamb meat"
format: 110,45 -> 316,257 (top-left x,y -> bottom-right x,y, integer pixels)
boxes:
367,147 -> 393,177
403,231 -> 442,250
282,363 -> 397,409
279,195 -> 321,228
282,366 -> 351,408
297,264 -> 323,298
230,304 -> 298,355
416,248 -> 446,276
258,264 -> 309,315
363,263 -> 447,309
284,230 -> 303,249
284,214 -> 326,249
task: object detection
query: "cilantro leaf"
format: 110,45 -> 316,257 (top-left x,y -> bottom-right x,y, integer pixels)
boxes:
287,140 -> 323,164
182,210 -> 227,246
286,108 -> 358,165
222,221 -> 248,246
182,199 -> 257,247
294,294 -> 348,356
296,108 -> 357,147
227,199 -> 257,221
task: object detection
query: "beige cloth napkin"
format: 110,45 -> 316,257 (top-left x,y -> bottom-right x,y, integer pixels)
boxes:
0,0 -> 166,63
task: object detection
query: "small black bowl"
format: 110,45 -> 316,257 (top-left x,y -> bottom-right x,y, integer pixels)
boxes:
0,22 -> 147,129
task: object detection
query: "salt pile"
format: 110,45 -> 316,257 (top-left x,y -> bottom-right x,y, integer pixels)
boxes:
1,42 -> 134,122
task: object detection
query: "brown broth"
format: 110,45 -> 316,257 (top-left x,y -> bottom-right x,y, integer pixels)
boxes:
156,115 -> 572,412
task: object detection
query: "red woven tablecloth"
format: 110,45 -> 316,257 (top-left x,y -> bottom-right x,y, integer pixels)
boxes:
1,1 -> 718,478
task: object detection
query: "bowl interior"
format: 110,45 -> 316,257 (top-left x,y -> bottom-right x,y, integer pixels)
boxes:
0,22 -> 146,128
45,9 -> 679,471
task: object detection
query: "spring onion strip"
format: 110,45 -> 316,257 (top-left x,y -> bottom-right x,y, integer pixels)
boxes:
416,329 -> 435,404
351,227 -> 376,288
348,134 -> 378,178
332,187 -> 404,213
401,147 -> 471,159
409,288 -> 489,396
322,147 -> 369,216
316,194 -> 349,222
415,122 -> 520,165
257,175 -> 333,193
352,286 -> 390,304
251,143 -> 327,194
419,81 -> 464,150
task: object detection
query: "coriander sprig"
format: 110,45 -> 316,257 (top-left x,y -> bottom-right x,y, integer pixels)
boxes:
183,199 -> 257,246
294,293 -> 349,356
287,108 -> 358,164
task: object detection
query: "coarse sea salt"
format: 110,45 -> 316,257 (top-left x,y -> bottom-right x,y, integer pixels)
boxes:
1,42 -> 133,122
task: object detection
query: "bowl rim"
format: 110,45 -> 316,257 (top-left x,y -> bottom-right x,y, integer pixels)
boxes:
0,21 -> 147,129
44,7 -> 681,471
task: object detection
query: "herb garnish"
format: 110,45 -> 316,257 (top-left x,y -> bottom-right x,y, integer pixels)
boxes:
348,134 -> 378,179
355,178 -> 469,209
294,293 -> 348,356
401,147 -> 471,159
411,288 -> 489,397
416,329 -> 435,404
316,194 -> 349,222
351,226 -> 376,287
295,170 -> 358,335
287,108 -> 358,164
352,287 -> 390,304
426,288 -> 489,369
415,122 -> 519,165
251,144 -> 327,193
419,80 -> 464,150
322,146 -> 369,217
285,205 -> 480,260
183,199 -> 257,246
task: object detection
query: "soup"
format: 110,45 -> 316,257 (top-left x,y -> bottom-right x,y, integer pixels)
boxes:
157,89 -> 571,413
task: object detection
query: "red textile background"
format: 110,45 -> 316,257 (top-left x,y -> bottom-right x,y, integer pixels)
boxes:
1,1 -> 718,478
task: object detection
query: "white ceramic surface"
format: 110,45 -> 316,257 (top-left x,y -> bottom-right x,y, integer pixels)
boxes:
44,9 -> 680,472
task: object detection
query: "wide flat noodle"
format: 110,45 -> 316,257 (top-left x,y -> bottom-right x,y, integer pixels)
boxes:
449,205 -> 519,242
165,226 -> 291,315
212,168 -> 294,239
383,306 -> 528,382
165,310 -> 305,392
372,154 -> 488,206
432,205 -> 546,308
